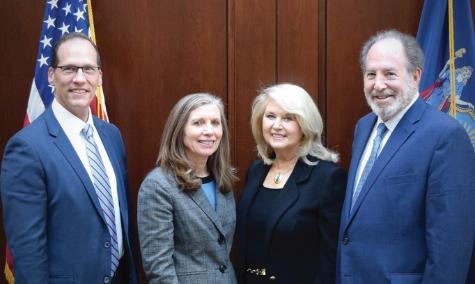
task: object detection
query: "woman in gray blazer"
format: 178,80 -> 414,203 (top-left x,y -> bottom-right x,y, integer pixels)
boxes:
138,93 -> 238,283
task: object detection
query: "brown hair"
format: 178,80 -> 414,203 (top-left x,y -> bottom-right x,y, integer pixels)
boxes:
156,93 -> 237,192
51,32 -> 101,67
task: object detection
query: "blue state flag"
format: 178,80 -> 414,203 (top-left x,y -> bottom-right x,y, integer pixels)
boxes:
417,0 -> 475,151
417,2 -> 475,282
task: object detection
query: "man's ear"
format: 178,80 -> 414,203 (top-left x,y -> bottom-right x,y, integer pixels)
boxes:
98,69 -> 103,86
47,67 -> 55,86
412,68 -> 422,85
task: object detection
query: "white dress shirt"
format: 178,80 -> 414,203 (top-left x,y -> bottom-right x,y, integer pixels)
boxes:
353,94 -> 419,192
52,99 -> 123,258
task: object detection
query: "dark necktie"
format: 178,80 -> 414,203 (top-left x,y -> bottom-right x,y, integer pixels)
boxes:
351,123 -> 388,211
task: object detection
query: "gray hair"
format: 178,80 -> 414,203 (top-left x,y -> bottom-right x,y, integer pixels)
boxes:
360,29 -> 424,74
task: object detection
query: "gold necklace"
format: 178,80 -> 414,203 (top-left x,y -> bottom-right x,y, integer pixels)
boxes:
272,160 -> 298,184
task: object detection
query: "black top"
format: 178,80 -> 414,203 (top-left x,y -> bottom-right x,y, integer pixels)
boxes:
245,186 -> 281,266
200,175 -> 214,183
245,186 -> 282,283
236,157 -> 347,284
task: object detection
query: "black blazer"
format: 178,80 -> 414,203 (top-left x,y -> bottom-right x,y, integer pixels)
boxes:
236,157 -> 347,284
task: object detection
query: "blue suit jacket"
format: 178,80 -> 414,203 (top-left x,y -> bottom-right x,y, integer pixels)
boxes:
1,107 -> 137,284
337,97 -> 475,284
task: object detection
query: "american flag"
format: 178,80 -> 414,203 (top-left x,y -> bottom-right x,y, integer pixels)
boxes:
5,0 -> 108,282
24,0 -> 108,127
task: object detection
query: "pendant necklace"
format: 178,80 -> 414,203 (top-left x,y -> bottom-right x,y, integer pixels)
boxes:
274,173 -> 284,184
273,161 -> 297,184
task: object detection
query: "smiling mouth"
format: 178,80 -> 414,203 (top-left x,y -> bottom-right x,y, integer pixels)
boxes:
371,92 -> 395,104
198,140 -> 215,146
374,95 -> 392,100
271,133 -> 286,139
371,88 -> 395,99
70,89 -> 88,94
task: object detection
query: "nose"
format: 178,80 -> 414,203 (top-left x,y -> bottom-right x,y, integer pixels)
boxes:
72,68 -> 86,82
272,117 -> 282,129
373,73 -> 387,91
202,122 -> 213,134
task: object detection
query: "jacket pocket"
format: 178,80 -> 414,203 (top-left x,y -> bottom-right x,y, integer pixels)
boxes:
390,273 -> 422,284
386,174 -> 416,185
49,275 -> 74,284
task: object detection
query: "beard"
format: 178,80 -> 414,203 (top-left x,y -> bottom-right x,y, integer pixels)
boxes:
364,80 -> 417,121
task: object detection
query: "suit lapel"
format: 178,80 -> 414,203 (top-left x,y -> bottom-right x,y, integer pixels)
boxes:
237,163 -> 268,235
345,98 -> 426,229
215,190 -> 231,229
236,161 -> 269,268
44,108 -> 105,221
343,115 -> 377,220
189,186 -> 225,235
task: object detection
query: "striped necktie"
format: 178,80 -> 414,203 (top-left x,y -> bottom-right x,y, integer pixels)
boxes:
82,124 -> 119,276
351,123 -> 387,211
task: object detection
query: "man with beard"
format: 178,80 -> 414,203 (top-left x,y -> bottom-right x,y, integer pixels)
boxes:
337,30 -> 475,283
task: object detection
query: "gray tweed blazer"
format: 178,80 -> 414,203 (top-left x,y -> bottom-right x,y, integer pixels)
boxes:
138,167 -> 237,284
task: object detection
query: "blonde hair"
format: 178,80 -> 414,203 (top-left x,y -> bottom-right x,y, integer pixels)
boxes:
250,83 -> 338,165
157,93 -> 237,192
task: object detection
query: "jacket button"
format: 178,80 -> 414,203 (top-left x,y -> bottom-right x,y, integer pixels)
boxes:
218,235 -> 225,244
104,241 -> 111,248
343,236 -> 349,245
269,275 -> 276,280
103,276 -> 111,283
219,264 -> 227,273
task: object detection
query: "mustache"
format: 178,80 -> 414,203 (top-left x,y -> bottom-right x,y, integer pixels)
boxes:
369,89 -> 395,98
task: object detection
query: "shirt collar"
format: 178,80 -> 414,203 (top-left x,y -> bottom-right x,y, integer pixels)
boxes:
52,98 -> 93,135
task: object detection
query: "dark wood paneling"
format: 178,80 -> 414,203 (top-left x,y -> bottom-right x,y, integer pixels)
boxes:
326,0 -> 424,169
277,0 -> 319,98
93,0 -> 228,198
233,0 -> 277,197
0,2 -> 45,283
0,2 -> 44,162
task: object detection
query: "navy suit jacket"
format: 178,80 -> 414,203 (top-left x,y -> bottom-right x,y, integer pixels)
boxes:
337,97 -> 475,284
236,158 -> 347,283
1,107 -> 137,284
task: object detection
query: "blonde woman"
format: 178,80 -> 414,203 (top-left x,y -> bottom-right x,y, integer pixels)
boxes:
236,83 -> 346,283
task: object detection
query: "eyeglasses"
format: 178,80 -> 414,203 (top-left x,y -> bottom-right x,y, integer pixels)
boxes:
54,65 -> 101,76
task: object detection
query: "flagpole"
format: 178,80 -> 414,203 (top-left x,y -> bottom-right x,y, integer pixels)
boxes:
448,0 -> 457,118
87,0 -> 108,121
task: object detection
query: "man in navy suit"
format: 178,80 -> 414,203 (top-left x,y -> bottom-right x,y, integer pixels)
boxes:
337,30 -> 475,283
1,33 -> 137,284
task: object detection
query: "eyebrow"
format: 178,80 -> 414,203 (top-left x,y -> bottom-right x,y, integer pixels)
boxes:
365,67 -> 398,73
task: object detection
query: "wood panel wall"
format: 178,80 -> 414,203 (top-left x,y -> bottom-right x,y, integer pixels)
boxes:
326,0 -> 425,168
1,0 -> 473,283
